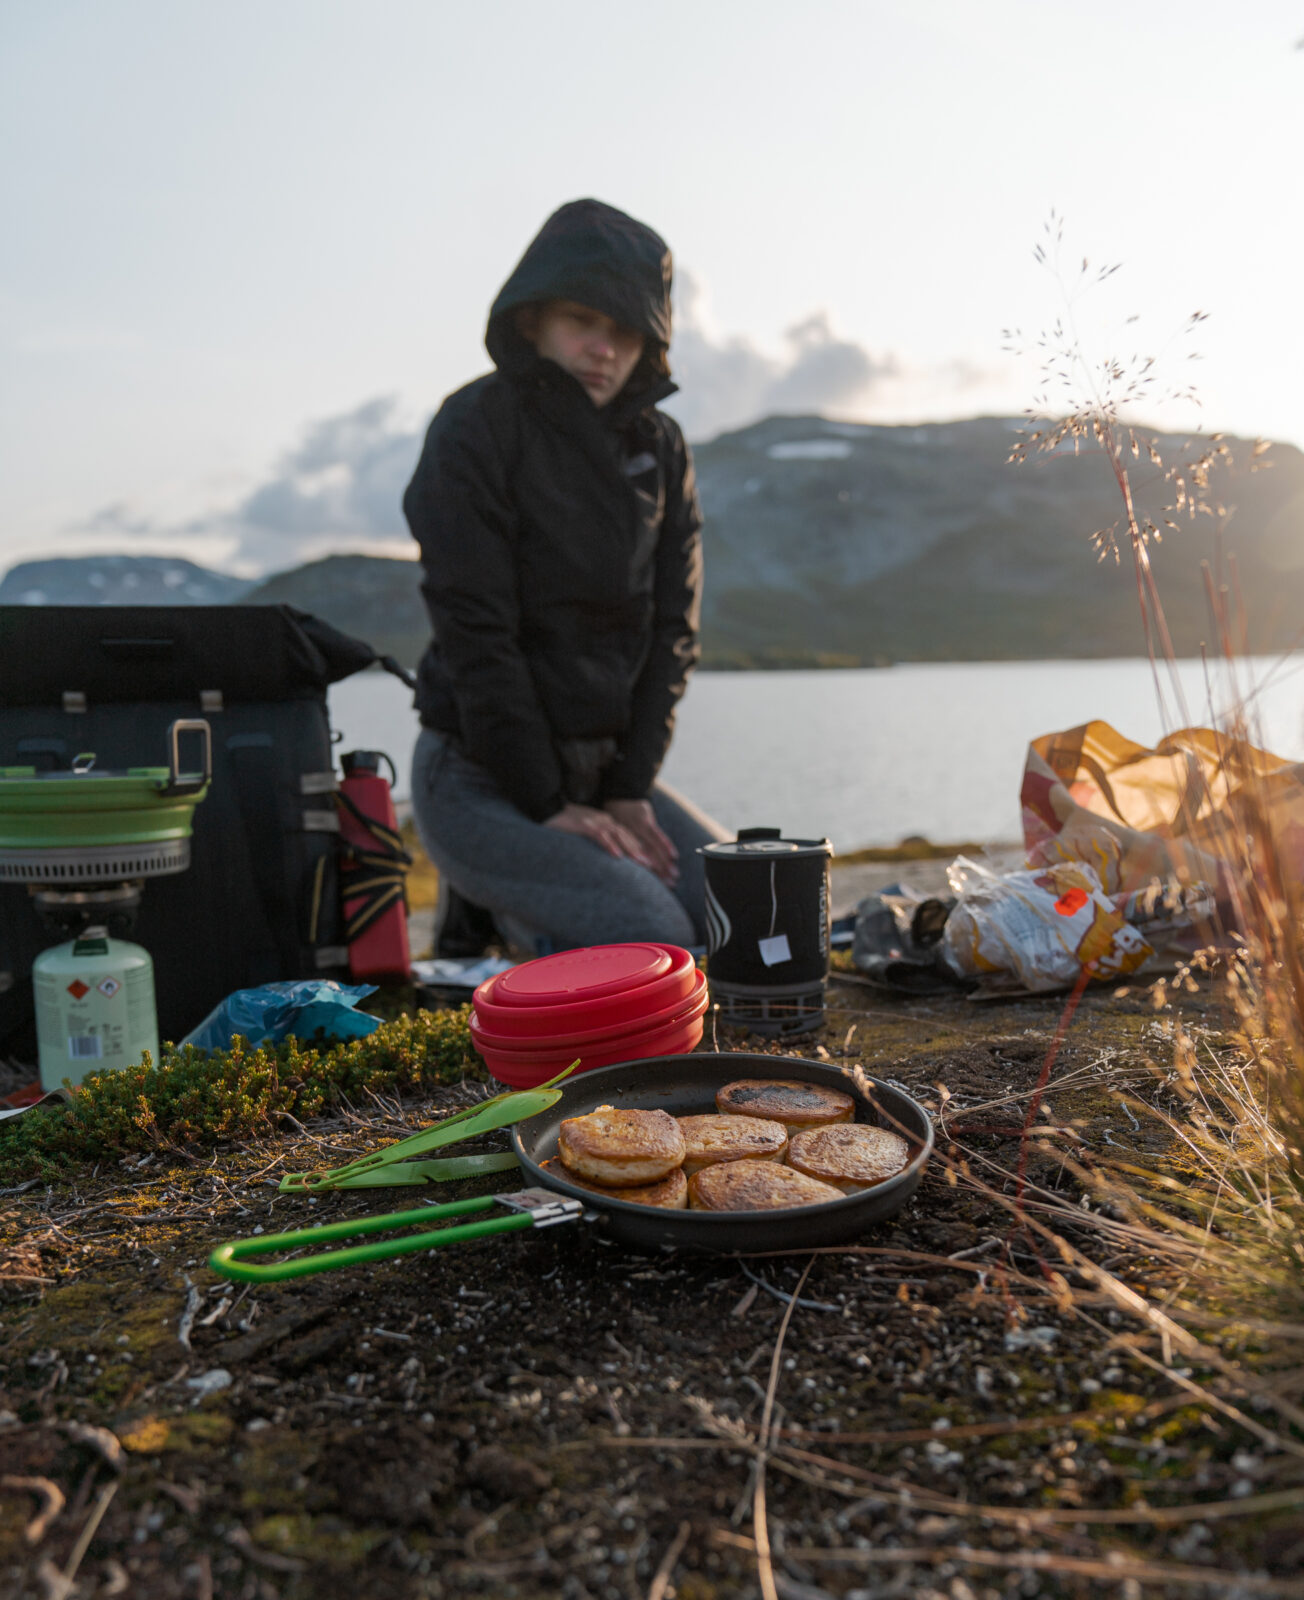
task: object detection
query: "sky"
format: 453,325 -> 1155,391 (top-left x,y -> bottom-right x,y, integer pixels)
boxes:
1,0 -> 1302,579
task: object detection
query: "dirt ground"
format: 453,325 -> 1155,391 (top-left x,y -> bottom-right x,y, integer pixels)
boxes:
3,974 -> 1303,1600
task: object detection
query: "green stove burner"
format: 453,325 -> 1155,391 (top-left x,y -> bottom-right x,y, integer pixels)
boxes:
0,720 -> 211,883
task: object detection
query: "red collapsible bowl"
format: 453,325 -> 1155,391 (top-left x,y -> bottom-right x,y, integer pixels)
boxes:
470,979 -> 709,1064
470,985 -> 713,1088
472,969 -> 707,1055
474,943 -> 698,1037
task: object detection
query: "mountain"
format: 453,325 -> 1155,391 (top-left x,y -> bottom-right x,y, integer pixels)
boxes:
692,415 -> 1304,663
5,416 -> 1302,666
239,553 -> 429,665
234,416 -> 1304,666
0,554 -> 250,607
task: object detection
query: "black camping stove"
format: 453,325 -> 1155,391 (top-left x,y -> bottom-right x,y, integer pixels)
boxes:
699,827 -> 833,1037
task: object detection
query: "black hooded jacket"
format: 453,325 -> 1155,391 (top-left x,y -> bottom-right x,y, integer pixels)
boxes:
403,199 -> 702,823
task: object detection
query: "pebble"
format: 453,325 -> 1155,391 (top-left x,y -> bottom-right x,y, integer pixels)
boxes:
1004,1326 -> 1059,1352
185,1368 -> 233,1398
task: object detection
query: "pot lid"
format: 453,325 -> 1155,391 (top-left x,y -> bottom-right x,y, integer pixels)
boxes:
700,826 -> 831,861
0,764 -> 172,782
490,943 -> 674,1007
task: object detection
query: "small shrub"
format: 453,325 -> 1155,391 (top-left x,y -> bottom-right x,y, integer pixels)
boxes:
0,1007 -> 483,1183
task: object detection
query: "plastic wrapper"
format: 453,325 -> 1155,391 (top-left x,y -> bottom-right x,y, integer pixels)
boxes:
180,980 -> 380,1053
1022,719 -> 1304,899
940,857 -> 1153,993
851,885 -> 969,994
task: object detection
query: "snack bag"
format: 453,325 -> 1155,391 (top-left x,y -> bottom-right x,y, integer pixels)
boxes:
180,980 -> 380,1052
940,857 -> 1153,993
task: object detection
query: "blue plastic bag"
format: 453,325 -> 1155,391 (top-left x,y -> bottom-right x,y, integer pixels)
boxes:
180,980 -> 381,1053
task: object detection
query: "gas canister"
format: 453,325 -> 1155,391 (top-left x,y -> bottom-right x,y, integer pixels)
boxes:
33,926 -> 159,1090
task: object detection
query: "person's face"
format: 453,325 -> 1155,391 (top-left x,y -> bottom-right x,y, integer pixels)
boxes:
526,300 -> 645,407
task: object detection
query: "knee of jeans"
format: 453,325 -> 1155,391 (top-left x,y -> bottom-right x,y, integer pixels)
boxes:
634,897 -> 697,948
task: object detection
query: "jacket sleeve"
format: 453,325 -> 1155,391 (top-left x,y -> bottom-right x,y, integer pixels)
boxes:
601,423 -> 703,801
403,394 -> 566,821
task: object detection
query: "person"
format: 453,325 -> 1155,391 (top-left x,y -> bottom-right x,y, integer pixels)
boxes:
404,198 -> 728,955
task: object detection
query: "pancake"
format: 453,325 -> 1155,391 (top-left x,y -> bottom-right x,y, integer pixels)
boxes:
676,1113 -> 788,1175
557,1104 -> 685,1187
786,1123 -> 911,1193
540,1158 -> 688,1210
688,1157 -> 844,1212
715,1078 -> 854,1134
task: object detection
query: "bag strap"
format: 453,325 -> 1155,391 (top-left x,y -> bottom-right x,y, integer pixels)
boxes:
334,787 -> 413,941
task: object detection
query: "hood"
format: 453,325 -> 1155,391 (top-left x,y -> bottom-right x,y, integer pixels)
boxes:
486,199 -> 676,410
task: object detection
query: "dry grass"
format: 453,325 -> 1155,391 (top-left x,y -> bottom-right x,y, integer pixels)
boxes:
718,221 -> 1304,1599
1004,221 -> 1304,1307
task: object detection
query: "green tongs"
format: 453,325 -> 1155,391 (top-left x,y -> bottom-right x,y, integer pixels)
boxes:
208,1188 -> 585,1283
209,1073 -> 584,1283
277,1082 -> 566,1193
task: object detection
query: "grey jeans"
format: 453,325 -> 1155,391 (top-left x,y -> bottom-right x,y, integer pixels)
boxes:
411,729 -> 729,951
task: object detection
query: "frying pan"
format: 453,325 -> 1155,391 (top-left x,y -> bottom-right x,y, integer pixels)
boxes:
511,1052 -> 932,1251
209,1053 -> 933,1280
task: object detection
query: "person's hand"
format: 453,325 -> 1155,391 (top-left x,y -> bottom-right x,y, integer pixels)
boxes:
543,802 -> 654,870
602,799 -> 679,886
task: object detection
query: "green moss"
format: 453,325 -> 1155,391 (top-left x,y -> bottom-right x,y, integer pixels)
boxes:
239,1433 -> 324,1516
1147,1406 -> 1207,1445
252,1513 -> 385,1564
677,1579 -> 721,1600
24,1274 -> 175,1358
165,1412 -> 236,1450
0,1499 -> 32,1560
119,1415 -> 171,1454
0,1007 -> 482,1182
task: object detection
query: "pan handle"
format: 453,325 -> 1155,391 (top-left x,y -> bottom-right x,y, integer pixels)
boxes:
208,1189 -> 583,1284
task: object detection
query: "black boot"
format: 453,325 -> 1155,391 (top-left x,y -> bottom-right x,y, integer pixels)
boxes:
432,879 -> 500,958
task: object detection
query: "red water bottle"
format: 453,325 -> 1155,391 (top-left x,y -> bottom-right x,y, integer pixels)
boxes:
337,750 -> 412,982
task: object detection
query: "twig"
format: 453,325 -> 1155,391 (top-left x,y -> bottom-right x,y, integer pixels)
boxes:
60,1422 -> 123,1472
100,1559 -> 129,1596
775,1442 -> 1304,1528
226,1524 -> 309,1572
646,1519 -> 690,1600
754,1257 -> 813,1600
177,1276 -> 201,1353
731,1282 -> 759,1319
739,1260 -> 840,1314
716,1530 -> 1304,1596
59,1480 -> 118,1589
2,1475 -> 65,1543
946,1236 -> 1003,1260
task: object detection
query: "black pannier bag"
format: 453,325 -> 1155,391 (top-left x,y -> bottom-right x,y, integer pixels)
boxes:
0,604 -> 406,1057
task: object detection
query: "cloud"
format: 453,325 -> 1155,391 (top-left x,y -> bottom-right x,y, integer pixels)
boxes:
73,502 -> 165,539
55,281 -> 949,575
66,397 -> 425,575
664,273 -> 897,441
238,397 -> 420,540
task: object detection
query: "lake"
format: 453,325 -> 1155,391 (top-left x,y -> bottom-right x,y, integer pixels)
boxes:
328,657 -> 1304,855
